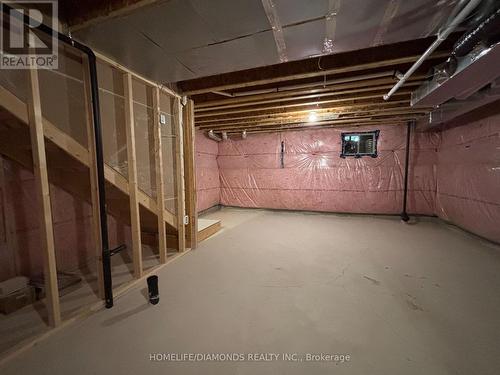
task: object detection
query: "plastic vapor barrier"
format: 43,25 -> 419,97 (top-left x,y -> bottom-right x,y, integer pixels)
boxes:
196,129 -> 221,212
436,108 -> 500,243
218,124 -> 438,215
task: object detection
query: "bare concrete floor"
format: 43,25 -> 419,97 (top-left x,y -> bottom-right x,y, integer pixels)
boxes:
1,207 -> 500,374
0,244 -> 170,354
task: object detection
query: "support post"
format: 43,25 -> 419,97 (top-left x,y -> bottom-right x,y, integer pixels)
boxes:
182,99 -> 197,249
82,56 -> 104,298
153,87 -> 167,262
27,67 -> 61,327
175,98 -> 186,252
401,120 -> 414,222
124,73 -> 143,277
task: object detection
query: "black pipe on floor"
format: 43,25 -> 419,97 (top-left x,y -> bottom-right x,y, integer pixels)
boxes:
147,276 -> 159,305
4,5 -> 114,307
401,120 -> 414,223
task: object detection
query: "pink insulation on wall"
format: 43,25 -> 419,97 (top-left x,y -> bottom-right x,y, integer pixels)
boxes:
435,106 -> 500,243
195,129 -> 220,212
0,159 -> 132,282
217,124 -> 438,216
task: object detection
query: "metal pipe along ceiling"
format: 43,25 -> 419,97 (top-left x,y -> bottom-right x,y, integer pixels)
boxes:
383,0 -> 483,101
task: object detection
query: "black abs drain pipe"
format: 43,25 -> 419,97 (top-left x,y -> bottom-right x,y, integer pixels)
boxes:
5,5 -> 115,307
401,120 -> 415,223
147,276 -> 160,305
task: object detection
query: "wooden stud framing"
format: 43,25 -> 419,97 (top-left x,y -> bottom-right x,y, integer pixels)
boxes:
0,75 -> 177,229
182,99 -> 197,249
0,156 -> 18,276
82,56 -> 104,298
96,53 -> 180,99
26,67 -> 61,327
174,98 -> 186,252
153,87 -> 167,263
123,73 -> 143,277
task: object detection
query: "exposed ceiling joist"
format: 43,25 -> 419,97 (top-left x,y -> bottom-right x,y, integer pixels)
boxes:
195,73 -> 402,108
196,91 -> 412,118
195,81 -> 423,113
217,116 -> 422,134
181,36 -> 456,134
182,52 -> 448,96
198,107 -> 432,130
201,112 -> 427,132
195,101 -> 411,124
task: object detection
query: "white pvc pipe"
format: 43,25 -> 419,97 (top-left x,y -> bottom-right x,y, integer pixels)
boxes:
383,0 -> 482,101
207,130 -> 222,142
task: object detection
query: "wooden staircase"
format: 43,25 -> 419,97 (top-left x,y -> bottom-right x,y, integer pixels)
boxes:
0,84 -> 177,232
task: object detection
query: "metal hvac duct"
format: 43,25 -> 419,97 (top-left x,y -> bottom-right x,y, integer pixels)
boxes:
383,0 -> 483,100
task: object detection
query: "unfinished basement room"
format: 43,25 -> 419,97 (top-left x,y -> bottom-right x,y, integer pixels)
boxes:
0,0 -> 499,374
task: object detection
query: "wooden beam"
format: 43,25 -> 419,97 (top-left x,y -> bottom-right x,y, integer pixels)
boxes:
26,67 -> 61,327
152,87 -> 167,263
183,52 -> 448,95
82,56 -> 105,298
196,91 -> 412,118
0,83 -> 178,228
204,113 -> 426,132
195,82 -> 422,113
195,75 -> 425,109
0,85 -> 90,166
197,103 -> 422,127
195,73 -> 396,107
198,108 -> 431,131
174,98 -> 186,252
96,53 -> 180,99
226,119 -> 412,135
195,100 -> 411,124
182,99 -> 197,249
123,73 -> 143,277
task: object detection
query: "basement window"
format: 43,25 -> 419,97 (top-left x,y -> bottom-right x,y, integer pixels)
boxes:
340,130 -> 379,158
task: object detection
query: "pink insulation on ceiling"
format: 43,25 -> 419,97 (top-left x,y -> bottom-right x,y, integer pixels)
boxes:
435,106 -> 500,243
195,129 -> 220,212
217,124 -> 438,216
